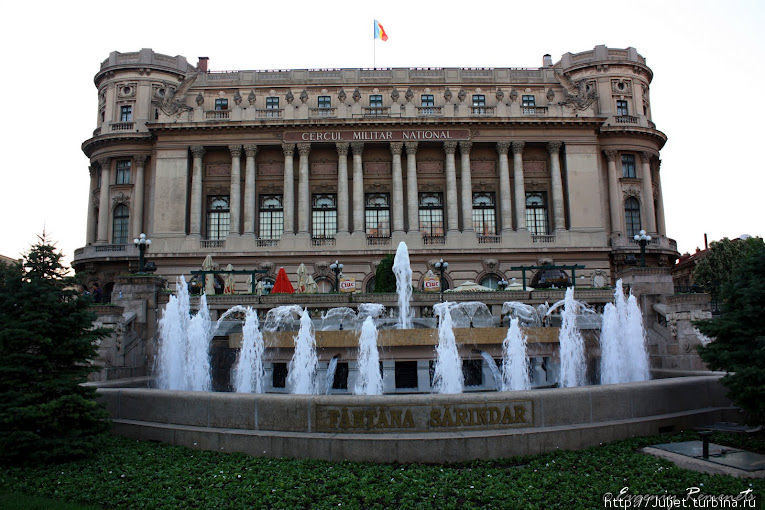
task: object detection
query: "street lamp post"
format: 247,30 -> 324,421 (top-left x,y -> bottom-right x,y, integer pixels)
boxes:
633,229 -> 652,267
133,233 -> 152,273
434,258 -> 448,302
330,260 -> 343,292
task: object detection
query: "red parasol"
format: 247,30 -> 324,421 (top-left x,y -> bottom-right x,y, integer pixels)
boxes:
271,267 -> 295,294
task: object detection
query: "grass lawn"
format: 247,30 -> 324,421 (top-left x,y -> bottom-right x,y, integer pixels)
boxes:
1,431 -> 762,509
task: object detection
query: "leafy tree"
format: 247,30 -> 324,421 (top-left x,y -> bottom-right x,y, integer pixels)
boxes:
373,253 -> 396,293
0,234 -> 108,463
696,242 -> 765,425
693,236 -> 764,298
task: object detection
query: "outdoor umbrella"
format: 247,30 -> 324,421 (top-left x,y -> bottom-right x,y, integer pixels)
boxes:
202,255 -> 215,295
444,281 -> 493,293
271,267 -> 295,294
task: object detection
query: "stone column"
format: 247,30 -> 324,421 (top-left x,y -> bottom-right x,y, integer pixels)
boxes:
496,142 -> 512,233
336,142 -> 350,233
351,142 -> 364,233
297,142 -> 311,234
243,144 -> 257,236
444,141 -> 459,232
131,154 -> 148,237
405,142 -> 419,232
639,152 -> 657,234
282,143 -> 295,234
655,159 -> 666,235
604,150 -> 622,235
189,145 -> 205,236
86,165 -> 97,244
459,141 -> 473,232
512,141 -> 526,231
228,145 -> 242,235
548,142 -> 565,232
390,142 -> 404,233
96,157 -> 111,243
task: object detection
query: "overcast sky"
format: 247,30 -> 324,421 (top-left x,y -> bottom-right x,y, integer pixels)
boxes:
0,0 -> 762,265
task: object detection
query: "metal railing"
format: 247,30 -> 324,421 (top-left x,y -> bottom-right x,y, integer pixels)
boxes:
367,236 -> 391,246
477,234 -> 501,244
201,239 -> 225,248
110,122 -> 134,131
311,236 -> 336,247
615,115 -> 639,124
422,235 -> 445,245
94,244 -> 127,252
256,238 -> 279,247
205,110 -> 230,120
531,234 -> 555,243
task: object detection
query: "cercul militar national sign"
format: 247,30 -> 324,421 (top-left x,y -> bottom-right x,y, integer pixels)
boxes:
283,129 -> 471,143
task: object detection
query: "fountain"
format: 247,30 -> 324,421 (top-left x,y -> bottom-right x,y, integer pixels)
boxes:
324,355 -> 339,395
502,318 -> 530,391
431,302 -> 464,394
287,309 -> 319,394
478,351 -> 502,391
600,280 -> 650,384
232,308 -> 265,394
392,241 -> 412,329
558,287 -> 586,388
354,316 -> 384,395
155,277 -> 190,391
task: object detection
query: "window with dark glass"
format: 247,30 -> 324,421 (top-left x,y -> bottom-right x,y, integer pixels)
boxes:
479,274 -> 501,290
625,197 -> 641,237
369,94 -> 383,115
525,192 -> 548,235
365,193 -> 390,238
621,154 -> 636,178
206,195 -> 230,240
419,192 -> 444,237
395,361 -> 418,389
616,100 -> 629,116
331,362 -> 349,390
214,98 -> 228,111
258,194 -> 284,239
115,160 -> 131,185
112,204 -> 129,244
421,94 -> 434,106
472,94 -> 486,114
472,192 -> 496,235
312,194 -> 337,239
120,105 -> 132,122
522,95 -> 536,107
265,96 -> 279,117
318,95 -> 331,108
463,360 -> 483,386
272,363 -> 287,388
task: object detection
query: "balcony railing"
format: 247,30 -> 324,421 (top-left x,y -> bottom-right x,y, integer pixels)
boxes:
309,107 -> 336,118
311,236 -> 336,247
615,115 -> 639,124
417,106 -> 442,117
477,234 -> 501,244
362,107 -> 390,117
367,236 -> 391,246
422,235 -> 445,245
205,110 -> 230,120
470,106 -> 495,116
531,234 -> 555,243
522,106 -> 548,116
94,244 -> 127,252
256,238 -> 279,247
256,108 -> 283,119
201,239 -> 225,248
110,122 -> 134,131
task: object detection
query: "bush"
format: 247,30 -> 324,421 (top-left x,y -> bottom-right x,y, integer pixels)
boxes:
373,253 -> 396,293
0,235 -> 109,463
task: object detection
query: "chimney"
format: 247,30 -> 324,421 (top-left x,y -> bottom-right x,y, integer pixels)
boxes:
704,233 -> 708,250
543,54 -> 553,67
197,57 -> 209,72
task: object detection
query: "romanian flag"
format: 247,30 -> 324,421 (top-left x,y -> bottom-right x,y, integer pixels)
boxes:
374,19 -> 388,41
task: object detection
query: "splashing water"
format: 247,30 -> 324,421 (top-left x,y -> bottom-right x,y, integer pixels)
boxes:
155,277 -> 190,390
263,305 -> 304,332
432,302 -> 463,394
558,287 -> 586,388
185,293 -> 213,391
232,308 -> 265,393
625,294 -> 650,382
355,316 -> 384,395
324,356 -> 339,395
287,309 -> 318,394
392,241 -> 412,329
502,301 -> 543,327
502,318 -> 530,391
478,351 -> 502,391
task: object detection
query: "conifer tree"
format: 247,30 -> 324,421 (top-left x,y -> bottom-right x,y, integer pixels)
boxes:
0,234 -> 108,463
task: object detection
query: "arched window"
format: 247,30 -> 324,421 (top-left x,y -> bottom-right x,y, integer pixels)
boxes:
480,274 -> 502,290
525,192 -> 548,235
366,276 -> 376,293
207,196 -> 230,240
624,197 -> 641,237
315,277 -> 333,294
112,204 -> 129,244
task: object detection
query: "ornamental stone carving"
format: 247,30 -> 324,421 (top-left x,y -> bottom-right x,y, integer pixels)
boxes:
244,144 -> 258,158
604,150 -> 619,162
247,90 -> 256,105
622,185 -> 641,199
481,258 -> 499,272
556,71 -> 597,111
336,142 -> 349,156
495,89 -> 505,102
190,145 -> 205,158
285,90 -> 294,104
229,145 -> 242,158
547,142 -> 562,154
390,88 -> 400,102
300,89 -> 309,103
509,89 -> 518,102
496,141 -> 511,154
281,143 -> 295,157
112,192 -> 130,206
338,89 -> 347,102
511,141 -> 525,154
352,88 -> 361,102
134,154 -> 149,166
443,141 -> 458,154
390,142 -> 403,155
404,87 -> 414,102
591,270 -> 608,288
351,141 -> 364,154
195,93 -> 204,106
611,79 -> 633,95
233,90 -> 242,106
297,143 -> 311,156
404,141 -> 418,154
443,88 -> 452,102
546,89 -> 555,102
98,157 -> 111,169
457,89 -> 467,102
459,141 -> 472,153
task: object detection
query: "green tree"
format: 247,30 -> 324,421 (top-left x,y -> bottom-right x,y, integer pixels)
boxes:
693,236 -> 764,298
0,234 -> 108,463
373,253 -> 396,293
696,242 -> 765,425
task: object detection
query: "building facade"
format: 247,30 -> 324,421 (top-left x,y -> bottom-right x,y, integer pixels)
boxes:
74,46 -> 677,296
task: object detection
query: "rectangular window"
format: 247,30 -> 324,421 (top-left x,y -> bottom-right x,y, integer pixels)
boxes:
421,94 -> 434,107
112,204 -> 130,245
312,194 -> 337,239
120,105 -> 132,122
616,100 -> 629,116
472,94 -> 486,114
395,361 -> 418,389
369,94 -> 383,115
463,359 -> 483,387
525,192 -> 548,236
331,362 -> 349,390
318,95 -> 331,108
272,363 -> 287,388
419,192 -> 444,237
115,160 -> 131,185
265,96 -> 280,118
258,195 -> 284,239
472,192 -> 496,235
206,195 -> 230,240
522,95 -> 536,107
621,154 -> 636,178
214,98 -> 228,111
365,193 -> 390,238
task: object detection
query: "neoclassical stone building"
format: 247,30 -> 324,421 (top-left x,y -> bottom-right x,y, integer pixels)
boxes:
74,46 -> 677,295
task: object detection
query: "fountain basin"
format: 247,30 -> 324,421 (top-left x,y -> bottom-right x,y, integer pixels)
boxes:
97,372 -> 734,463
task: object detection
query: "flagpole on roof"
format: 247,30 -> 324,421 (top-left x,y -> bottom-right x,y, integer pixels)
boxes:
373,19 -> 376,69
